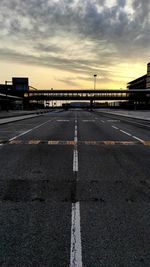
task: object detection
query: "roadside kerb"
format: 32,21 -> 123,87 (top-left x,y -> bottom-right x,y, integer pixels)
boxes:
94,110 -> 150,122
0,111 -> 48,125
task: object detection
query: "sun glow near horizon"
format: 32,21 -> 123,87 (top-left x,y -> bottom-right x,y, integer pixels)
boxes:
0,0 -> 149,89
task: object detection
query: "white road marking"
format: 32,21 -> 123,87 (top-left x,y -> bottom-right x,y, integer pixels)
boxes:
132,136 -> 144,142
101,120 -> 105,123
112,126 -> 119,130
112,125 -> 144,142
74,136 -> 78,142
70,202 -> 82,267
70,114 -> 82,267
74,120 -> 78,143
107,120 -> 120,122
57,120 -> 70,122
9,120 -> 51,141
120,130 -> 132,136
82,120 -> 95,122
73,149 -> 78,172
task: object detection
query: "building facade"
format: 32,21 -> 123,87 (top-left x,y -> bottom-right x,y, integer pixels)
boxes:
146,62 -> 150,89
127,62 -> 150,89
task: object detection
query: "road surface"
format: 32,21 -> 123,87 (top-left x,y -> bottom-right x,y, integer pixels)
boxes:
0,110 -> 150,266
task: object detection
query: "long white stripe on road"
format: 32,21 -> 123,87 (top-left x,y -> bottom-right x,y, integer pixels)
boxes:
70,202 -> 82,267
9,119 -> 51,141
70,114 -> 83,267
74,119 -> 78,143
112,125 -> 144,143
120,129 -> 132,136
82,120 -> 95,122
57,120 -> 70,122
73,149 -> 78,172
112,125 -> 119,130
132,136 -> 144,142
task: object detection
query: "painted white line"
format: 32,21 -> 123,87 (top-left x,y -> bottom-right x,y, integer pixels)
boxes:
74,136 -> 78,142
70,202 -> 82,267
9,120 -> 51,141
107,120 -> 120,122
57,120 -> 70,122
82,120 -> 95,122
101,120 -> 105,123
120,130 -> 132,136
74,119 -> 78,143
73,149 -> 78,172
112,126 -> 119,130
132,136 -> 144,142
70,113 -> 82,267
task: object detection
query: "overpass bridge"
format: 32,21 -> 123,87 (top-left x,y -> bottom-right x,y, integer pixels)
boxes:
1,88 -> 150,109
25,89 -> 150,108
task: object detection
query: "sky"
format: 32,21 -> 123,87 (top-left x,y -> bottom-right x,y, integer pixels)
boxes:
0,0 -> 149,89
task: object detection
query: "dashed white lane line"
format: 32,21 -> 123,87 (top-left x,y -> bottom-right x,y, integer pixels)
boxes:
74,119 -> 78,143
112,125 -> 119,130
57,120 -> 70,122
132,136 -> 144,142
70,202 -> 82,267
112,124 -> 144,143
73,149 -> 78,172
107,120 -> 120,122
120,130 -> 132,136
9,120 -> 51,141
70,115 -> 83,267
82,120 -> 95,122
101,120 -> 105,123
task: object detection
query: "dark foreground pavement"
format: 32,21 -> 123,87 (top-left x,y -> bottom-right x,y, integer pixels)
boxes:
0,110 -> 150,266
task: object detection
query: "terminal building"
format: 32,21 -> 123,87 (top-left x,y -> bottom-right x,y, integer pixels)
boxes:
127,62 -> 150,89
0,77 -> 29,110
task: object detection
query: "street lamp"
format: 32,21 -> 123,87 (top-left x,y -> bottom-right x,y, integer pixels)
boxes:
51,88 -> 53,108
93,74 -> 97,90
93,74 -> 97,107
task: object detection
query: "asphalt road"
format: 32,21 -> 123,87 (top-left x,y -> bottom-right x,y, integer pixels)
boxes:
0,109 -> 150,267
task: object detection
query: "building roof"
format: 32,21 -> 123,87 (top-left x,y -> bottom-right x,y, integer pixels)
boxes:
127,74 -> 147,85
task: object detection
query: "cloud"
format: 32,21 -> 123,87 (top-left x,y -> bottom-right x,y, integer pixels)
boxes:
0,0 -> 149,86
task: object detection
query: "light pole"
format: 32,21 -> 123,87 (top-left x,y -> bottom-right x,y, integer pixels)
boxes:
51,88 -> 53,108
93,74 -> 97,107
94,74 -> 97,90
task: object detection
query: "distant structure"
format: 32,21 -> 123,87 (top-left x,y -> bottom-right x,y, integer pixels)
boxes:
127,62 -> 150,89
147,62 -> 150,89
0,77 -> 29,110
12,77 -> 29,92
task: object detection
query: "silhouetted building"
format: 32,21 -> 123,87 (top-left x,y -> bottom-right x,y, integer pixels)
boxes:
127,74 -> 147,89
12,77 -> 29,91
0,77 -> 29,110
147,62 -> 150,89
127,62 -> 150,89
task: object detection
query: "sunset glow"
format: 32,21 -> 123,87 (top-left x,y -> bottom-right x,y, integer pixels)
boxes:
0,0 -> 149,89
